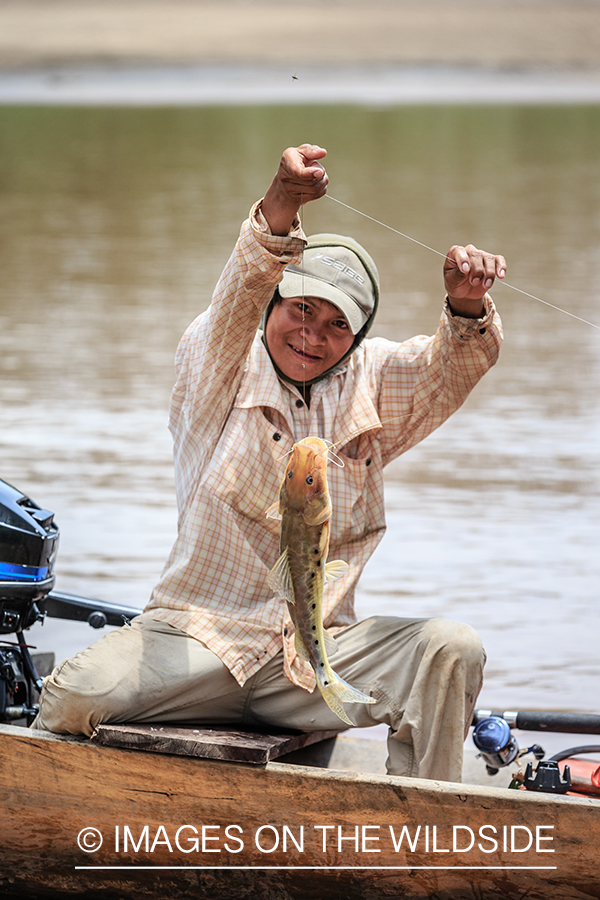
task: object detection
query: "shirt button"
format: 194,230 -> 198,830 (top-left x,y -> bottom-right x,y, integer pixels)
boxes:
284,628 -> 288,636
479,327 -> 487,334
366,458 -> 372,467
273,432 -> 281,441
295,399 -> 304,408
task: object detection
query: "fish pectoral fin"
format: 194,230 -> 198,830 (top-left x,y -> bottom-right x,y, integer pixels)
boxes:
267,548 -> 294,603
324,560 -> 349,583
323,629 -> 339,657
265,501 -> 282,521
294,630 -> 311,661
304,495 -> 332,527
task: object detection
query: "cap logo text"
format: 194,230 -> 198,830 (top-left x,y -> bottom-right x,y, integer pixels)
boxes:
312,254 -> 365,285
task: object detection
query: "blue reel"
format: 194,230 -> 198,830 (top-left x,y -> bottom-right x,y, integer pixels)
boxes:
473,715 -> 520,774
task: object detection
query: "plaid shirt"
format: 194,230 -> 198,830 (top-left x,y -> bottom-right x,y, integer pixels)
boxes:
145,201 -> 503,691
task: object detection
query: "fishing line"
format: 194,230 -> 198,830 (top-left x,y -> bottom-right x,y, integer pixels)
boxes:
275,441 -> 345,467
298,190 -> 310,409
325,194 -> 600,333
320,441 -> 345,468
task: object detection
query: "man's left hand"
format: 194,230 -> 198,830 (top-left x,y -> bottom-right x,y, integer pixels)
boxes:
444,244 -> 507,318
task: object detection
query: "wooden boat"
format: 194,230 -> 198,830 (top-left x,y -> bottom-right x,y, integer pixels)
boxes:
1,719 -> 599,900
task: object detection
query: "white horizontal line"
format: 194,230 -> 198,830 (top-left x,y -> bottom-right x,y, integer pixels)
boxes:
75,865 -> 558,871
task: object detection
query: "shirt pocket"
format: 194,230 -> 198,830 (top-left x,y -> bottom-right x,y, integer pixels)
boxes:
201,408 -> 292,527
327,444 -> 384,543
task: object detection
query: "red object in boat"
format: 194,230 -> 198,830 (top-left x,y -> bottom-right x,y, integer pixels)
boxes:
557,756 -> 600,798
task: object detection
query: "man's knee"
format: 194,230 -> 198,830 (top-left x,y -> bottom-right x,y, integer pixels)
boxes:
421,617 -> 486,671
32,653 -> 126,736
33,683 -> 96,737
31,623 -> 147,736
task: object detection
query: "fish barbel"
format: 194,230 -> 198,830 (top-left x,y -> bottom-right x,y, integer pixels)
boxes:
267,436 -> 375,726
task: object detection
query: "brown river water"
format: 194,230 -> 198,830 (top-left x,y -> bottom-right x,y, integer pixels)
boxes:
1,103 -> 599,729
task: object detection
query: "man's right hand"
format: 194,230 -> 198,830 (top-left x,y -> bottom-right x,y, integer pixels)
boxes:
262,144 -> 328,236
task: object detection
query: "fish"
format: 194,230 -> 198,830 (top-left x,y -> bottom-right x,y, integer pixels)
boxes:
266,436 -> 375,726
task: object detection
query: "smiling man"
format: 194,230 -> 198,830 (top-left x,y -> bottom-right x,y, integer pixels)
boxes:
265,293 -> 355,385
33,144 -> 505,785
263,233 -> 377,390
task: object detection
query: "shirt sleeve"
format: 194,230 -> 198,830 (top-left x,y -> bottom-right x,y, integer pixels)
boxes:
169,201 -> 306,515
372,294 -> 503,464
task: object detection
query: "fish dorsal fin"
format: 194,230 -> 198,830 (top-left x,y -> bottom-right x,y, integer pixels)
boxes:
265,501 -> 282,521
325,560 -> 349,583
323,628 -> 339,657
267,548 -> 294,604
294,630 -> 311,661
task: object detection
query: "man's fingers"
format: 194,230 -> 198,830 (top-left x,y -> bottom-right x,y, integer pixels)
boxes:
275,144 -> 329,204
299,160 -> 327,184
446,245 -> 507,290
282,144 -> 327,179
297,143 -> 328,163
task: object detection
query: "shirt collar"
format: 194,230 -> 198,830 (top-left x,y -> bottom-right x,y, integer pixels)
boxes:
233,333 -> 293,420
234,336 -> 381,450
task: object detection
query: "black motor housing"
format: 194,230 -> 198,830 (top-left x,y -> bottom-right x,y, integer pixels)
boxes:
0,476 -> 142,724
0,478 -> 59,634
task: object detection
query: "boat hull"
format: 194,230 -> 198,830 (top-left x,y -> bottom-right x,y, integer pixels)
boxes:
1,723 -> 599,899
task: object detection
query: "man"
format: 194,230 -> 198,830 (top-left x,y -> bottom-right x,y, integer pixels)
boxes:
33,144 -> 505,783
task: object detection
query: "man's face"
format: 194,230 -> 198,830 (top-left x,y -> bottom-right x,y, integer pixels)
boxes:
265,296 -> 355,382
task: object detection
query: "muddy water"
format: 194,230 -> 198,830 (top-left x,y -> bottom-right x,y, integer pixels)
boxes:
1,104 -> 599,718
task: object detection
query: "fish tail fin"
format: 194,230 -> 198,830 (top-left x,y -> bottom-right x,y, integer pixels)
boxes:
316,667 -> 375,727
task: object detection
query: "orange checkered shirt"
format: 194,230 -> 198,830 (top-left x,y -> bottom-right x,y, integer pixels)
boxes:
145,201 -> 503,692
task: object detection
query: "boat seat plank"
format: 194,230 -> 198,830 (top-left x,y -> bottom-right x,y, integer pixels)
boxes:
90,722 -> 341,764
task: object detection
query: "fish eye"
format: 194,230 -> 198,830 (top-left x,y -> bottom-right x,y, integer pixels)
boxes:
305,475 -> 313,484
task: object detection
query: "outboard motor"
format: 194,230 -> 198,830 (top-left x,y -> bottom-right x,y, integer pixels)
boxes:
0,477 -> 143,725
0,478 -> 59,722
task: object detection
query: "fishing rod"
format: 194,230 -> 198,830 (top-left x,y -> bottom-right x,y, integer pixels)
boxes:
473,708 -> 600,735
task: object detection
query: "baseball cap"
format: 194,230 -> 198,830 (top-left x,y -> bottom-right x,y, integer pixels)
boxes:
279,234 -> 379,335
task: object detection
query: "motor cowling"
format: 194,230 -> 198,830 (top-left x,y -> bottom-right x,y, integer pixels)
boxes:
0,478 -> 59,634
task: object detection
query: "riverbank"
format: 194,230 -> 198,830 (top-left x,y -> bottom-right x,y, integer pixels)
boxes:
1,0 -> 600,72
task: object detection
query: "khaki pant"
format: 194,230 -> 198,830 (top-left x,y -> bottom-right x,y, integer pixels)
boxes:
31,613 -> 485,783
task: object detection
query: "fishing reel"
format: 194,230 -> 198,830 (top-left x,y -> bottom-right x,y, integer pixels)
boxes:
472,712 -> 545,776
472,716 -> 577,793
